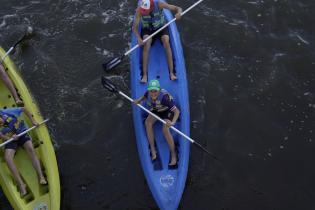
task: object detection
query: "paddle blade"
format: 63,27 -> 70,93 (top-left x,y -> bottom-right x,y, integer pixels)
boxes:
101,76 -> 118,93
13,26 -> 35,48
102,55 -> 124,72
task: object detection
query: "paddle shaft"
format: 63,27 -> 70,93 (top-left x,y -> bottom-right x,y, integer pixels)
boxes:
118,91 -> 218,158
0,119 -> 49,148
1,47 -> 14,62
125,0 -> 204,56
119,91 -> 196,145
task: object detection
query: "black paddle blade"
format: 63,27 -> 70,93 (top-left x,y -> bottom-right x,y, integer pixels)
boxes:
13,26 -> 35,48
101,76 -> 118,93
102,55 -> 124,72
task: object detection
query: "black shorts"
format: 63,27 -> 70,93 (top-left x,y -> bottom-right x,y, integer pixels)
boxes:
141,27 -> 169,43
153,110 -> 174,121
5,134 -> 31,150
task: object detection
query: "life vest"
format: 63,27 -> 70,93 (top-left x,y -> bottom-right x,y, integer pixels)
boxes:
0,109 -> 25,136
146,89 -> 173,112
141,0 -> 166,31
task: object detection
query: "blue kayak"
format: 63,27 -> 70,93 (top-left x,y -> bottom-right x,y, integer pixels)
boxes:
130,6 -> 190,210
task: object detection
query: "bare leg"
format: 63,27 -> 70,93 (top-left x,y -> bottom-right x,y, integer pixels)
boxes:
4,149 -> 27,196
0,64 -> 23,105
145,115 -> 157,160
162,124 -> 177,165
23,141 -> 47,185
141,35 -> 152,83
161,35 -> 177,81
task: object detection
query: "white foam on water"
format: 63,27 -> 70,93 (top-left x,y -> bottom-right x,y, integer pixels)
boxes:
118,0 -> 128,12
102,49 -> 110,56
84,13 -> 96,19
248,1 -> 261,5
102,10 -> 116,24
0,14 -> 17,28
296,34 -> 309,45
114,100 -> 124,109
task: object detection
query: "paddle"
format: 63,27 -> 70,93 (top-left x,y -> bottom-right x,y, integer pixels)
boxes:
1,26 -> 34,62
0,119 -> 49,148
101,76 -> 219,160
103,0 -> 205,71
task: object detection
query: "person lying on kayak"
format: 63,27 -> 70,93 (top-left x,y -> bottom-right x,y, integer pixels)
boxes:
0,107 -> 47,197
132,0 -> 182,83
0,63 -> 23,105
134,79 -> 180,166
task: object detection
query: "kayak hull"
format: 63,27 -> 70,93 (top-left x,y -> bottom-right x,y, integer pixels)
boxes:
0,47 -> 60,210
130,8 -> 190,210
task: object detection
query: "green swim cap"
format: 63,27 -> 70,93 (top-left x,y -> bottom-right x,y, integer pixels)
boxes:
147,79 -> 160,91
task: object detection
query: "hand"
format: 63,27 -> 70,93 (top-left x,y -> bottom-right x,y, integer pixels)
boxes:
175,12 -> 182,20
133,99 -> 141,105
12,134 -> 19,141
165,119 -> 174,128
32,121 -> 39,127
137,37 -> 144,46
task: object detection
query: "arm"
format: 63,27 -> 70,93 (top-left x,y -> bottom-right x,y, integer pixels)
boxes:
171,107 -> 180,125
21,107 -> 38,126
133,95 -> 147,105
158,1 -> 183,19
132,11 -> 144,45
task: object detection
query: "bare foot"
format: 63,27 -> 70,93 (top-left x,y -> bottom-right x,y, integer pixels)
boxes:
15,98 -> 23,106
140,75 -> 148,83
39,176 -> 47,185
150,149 -> 157,161
169,153 -> 177,166
170,73 -> 177,81
19,184 -> 27,197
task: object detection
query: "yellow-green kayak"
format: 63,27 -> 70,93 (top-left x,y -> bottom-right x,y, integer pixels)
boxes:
0,47 -> 60,210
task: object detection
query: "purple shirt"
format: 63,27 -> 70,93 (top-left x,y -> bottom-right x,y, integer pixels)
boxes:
144,90 -> 177,112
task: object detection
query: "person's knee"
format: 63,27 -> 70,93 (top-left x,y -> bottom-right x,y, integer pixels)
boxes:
4,152 -> 13,163
145,118 -> 153,128
161,36 -> 170,47
25,144 -> 35,154
162,124 -> 169,133
0,69 -> 6,77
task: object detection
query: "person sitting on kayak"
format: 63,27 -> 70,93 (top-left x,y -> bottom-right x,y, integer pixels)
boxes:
0,107 -> 47,197
0,63 -> 23,105
132,0 -> 182,83
134,79 -> 180,166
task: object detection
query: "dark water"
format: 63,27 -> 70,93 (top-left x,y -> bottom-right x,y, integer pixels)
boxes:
1,0 -> 315,209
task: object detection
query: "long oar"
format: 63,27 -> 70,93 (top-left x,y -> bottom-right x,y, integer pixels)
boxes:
0,119 -> 49,148
1,26 -> 34,62
101,76 -> 218,160
103,0 -> 205,71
